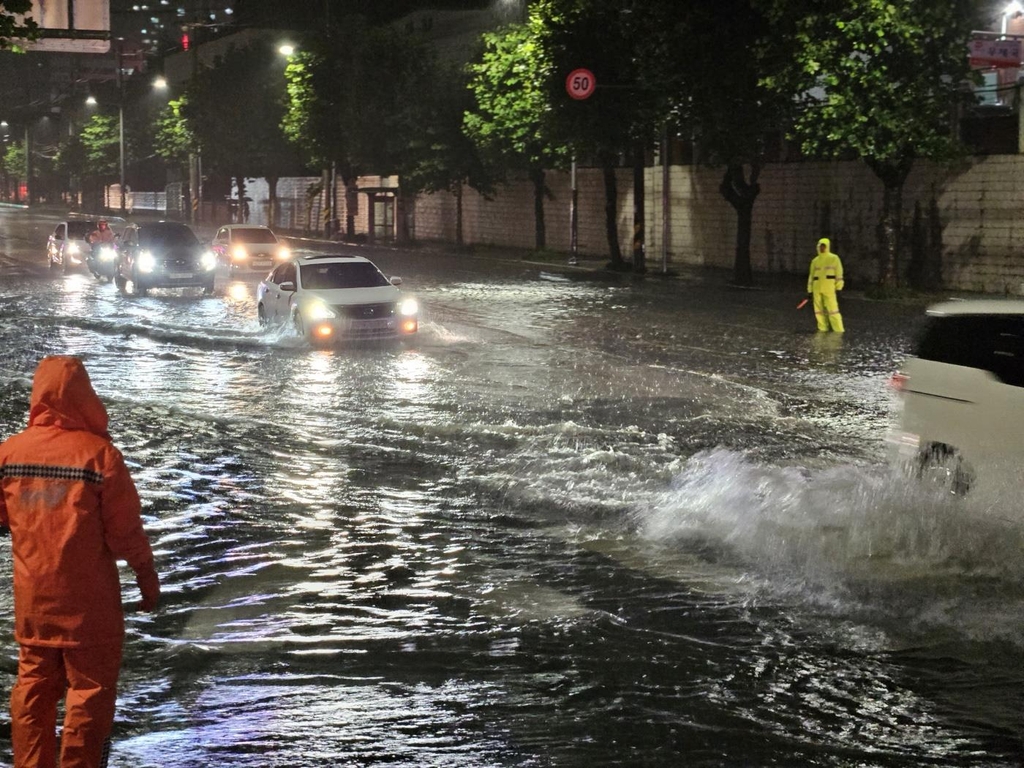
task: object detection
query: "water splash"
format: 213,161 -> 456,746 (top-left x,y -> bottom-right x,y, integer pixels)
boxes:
638,449 -> 1024,642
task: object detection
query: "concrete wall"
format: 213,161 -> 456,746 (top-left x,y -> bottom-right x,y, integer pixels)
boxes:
229,155 -> 1024,295
411,156 -> 1024,295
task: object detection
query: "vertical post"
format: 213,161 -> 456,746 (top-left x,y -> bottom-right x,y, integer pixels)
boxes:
661,123 -> 670,275
321,167 -> 331,238
24,123 -> 32,206
188,23 -> 201,223
568,156 -> 578,265
1017,80 -> 1024,155
117,39 -> 126,214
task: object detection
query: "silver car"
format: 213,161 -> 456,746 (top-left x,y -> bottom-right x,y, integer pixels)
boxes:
46,220 -> 96,274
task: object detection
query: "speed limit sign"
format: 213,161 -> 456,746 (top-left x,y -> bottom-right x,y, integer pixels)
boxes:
566,68 -> 596,100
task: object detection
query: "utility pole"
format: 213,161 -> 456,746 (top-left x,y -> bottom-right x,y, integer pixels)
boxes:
568,156 -> 578,265
187,22 -> 201,224
24,122 -> 32,207
116,38 -> 126,215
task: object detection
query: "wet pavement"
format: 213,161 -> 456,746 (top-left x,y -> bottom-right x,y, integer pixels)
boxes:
1,207 -> 1023,766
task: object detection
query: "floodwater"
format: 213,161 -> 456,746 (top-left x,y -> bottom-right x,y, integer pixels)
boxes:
1,210 -> 1022,766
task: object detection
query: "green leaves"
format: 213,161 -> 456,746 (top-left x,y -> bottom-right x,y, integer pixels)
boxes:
766,0 -> 975,173
0,0 -> 38,51
80,114 -> 120,178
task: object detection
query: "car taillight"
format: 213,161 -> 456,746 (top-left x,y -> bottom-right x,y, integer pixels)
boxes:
889,372 -> 909,391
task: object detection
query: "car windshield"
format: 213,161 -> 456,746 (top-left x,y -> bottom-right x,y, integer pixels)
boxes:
232,228 -> 277,244
299,261 -> 390,290
140,225 -> 200,248
67,222 -> 96,238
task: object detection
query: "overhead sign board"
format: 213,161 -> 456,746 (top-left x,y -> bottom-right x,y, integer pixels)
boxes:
969,37 -> 1021,68
566,68 -> 596,100
18,0 -> 110,53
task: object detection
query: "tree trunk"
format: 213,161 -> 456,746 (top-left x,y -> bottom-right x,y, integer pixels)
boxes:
719,163 -> 761,287
455,183 -> 464,247
344,178 -> 358,240
601,153 -> 625,269
632,140 -> 646,274
878,181 -> 903,288
396,187 -> 410,244
530,166 -> 546,251
267,176 -> 279,228
236,176 -> 246,223
868,157 -> 912,289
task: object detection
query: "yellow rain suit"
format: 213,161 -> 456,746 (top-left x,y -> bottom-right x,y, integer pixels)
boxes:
807,238 -> 845,332
0,356 -> 160,768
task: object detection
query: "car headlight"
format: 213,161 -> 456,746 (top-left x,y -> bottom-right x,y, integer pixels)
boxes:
138,250 -> 156,273
67,242 -> 81,255
98,246 -> 116,262
306,301 -> 337,321
231,245 -> 248,262
201,250 -> 218,271
399,298 -> 419,317
276,246 -> 291,260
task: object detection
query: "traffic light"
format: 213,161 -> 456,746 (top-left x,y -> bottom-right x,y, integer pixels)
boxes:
181,32 -> 190,51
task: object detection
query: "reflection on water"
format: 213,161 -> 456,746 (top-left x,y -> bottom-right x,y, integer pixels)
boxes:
0,252 -> 1021,766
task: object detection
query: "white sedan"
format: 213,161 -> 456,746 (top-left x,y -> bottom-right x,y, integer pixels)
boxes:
256,253 -> 418,344
211,225 -> 290,273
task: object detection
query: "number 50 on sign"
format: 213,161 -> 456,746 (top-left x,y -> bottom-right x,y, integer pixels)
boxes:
566,68 -> 596,100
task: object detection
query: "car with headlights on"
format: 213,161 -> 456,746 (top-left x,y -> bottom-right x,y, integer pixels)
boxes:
256,253 -> 418,344
114,221 -> 217,297
888,299 -> 1024,495
211,224 -> 290,273
46,220 -> 96,274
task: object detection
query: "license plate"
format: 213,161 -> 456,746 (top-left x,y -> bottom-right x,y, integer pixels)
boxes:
252,261 -> 271,270
168,272 -> 193,279
356,318 -> 396,330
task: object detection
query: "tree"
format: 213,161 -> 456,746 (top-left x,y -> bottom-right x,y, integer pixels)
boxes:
283,17 -> 444,239
54,134 -> 87,201
2,141 -> 27,201
401,61 -> 496,246
182,40 -> 305,226
762,0 -> 977,288
0,0 -> 37,50
466,23 -> 568,251
153,97 -> 197,174
642,0 -> 795,286
532,0 -> 663,271
79,114 -> 122,179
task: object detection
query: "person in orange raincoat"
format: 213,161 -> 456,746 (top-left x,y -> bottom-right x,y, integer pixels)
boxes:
806,237 -> 845,332
0,356 -> 160,768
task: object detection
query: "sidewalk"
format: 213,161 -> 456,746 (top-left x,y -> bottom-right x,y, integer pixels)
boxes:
13,203 -> 953,301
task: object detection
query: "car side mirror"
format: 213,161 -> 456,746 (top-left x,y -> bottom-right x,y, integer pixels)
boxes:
389,276 -> 403,286
280,281 -> 296,292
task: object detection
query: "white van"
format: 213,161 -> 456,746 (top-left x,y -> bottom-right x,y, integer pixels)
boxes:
889,299 -> 1024,494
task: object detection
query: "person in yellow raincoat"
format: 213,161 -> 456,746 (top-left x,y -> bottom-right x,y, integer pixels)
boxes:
807,237 -> 845,332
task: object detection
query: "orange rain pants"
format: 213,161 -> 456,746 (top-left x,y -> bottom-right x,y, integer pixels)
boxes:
11,642 -> 122,768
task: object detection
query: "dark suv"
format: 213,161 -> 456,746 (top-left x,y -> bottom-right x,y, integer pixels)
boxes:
115,221 -> 217,297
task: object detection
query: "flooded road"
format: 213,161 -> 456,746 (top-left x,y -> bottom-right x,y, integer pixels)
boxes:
2,209 -> 1022,766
